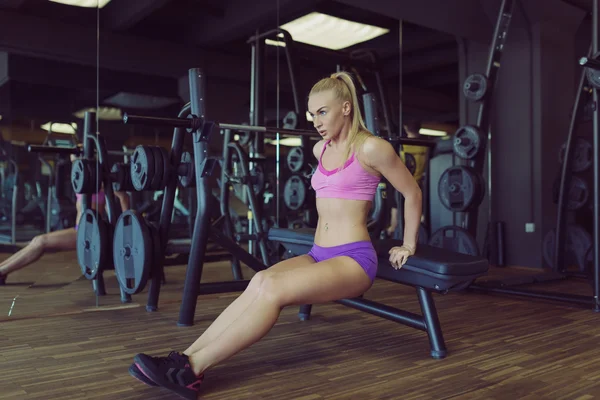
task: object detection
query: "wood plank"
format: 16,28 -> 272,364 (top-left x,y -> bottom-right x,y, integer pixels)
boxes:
1,251 -> 600,399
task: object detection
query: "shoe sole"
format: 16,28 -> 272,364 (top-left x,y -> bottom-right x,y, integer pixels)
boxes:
134,354 -> 199,400
129,364 -> 157,387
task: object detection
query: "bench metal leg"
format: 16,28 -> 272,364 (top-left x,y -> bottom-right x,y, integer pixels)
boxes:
298,304 -> 312,320
416,287 -> 447,359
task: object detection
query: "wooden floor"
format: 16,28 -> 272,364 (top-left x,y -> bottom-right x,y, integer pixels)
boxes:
1,250 -> 600,400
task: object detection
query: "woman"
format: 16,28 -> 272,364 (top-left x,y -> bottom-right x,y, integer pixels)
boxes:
0,163 -> 130,284
130,71 -> 423,399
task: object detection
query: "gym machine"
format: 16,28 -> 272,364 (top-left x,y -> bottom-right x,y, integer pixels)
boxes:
468,0 -> 600,311
431,0 -> 516,257
123,68 -> 489,359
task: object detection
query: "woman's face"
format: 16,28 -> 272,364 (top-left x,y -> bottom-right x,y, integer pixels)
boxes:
307,89 -> 350,141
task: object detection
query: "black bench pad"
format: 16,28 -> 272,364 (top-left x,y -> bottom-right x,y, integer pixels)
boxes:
268,228 -> 489,291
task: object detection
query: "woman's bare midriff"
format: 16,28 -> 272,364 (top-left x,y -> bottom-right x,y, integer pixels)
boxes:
313,198 -> 372,247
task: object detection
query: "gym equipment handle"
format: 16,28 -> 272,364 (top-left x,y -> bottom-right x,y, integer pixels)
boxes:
580,56 -> 600,71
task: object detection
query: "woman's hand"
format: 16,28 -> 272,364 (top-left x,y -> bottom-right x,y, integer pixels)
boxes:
388,244 -> 416,269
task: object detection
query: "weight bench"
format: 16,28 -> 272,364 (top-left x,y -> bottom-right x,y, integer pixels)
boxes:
267,227 -> 489,359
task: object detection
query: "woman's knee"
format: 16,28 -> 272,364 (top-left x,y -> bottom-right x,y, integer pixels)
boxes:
30,234 -> 46,251
253,271 -> 286,304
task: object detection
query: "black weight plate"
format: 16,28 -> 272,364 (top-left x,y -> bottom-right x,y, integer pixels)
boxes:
404,153 -> 416,175
150,146 -> 165,191
438,166 -> 484,212
463,73 -> 488,102
453,125 -> 482,160
284,175 -> 307,211
283,110 -> 298,129
428,225 -> 479,256
130,146 -> 155,191
71,159 -> 86,194
76,209 -> 107,279
288,219 -> 308,229
287,147 -> 305,173
179,152 -> 196,188
160,147 -> 171,189
586,53 -> 600,89
559,138 -> 592,172
112,210 -> 152,294
543,224 -> 593,271
71,159 -> 96,194
552,175 -> 590,210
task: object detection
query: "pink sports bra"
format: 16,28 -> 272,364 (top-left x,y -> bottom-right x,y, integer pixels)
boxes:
75,190 -> 106,205
310,140 -> 380,201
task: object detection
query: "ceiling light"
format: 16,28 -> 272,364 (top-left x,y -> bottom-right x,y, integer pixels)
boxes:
41,122 -> 77,134
265,137 -> 303,147
74,106 -> 123,121
49,0 -> 112,8
419,128 -> 448,137
265,38 -> 286,47
279,12 -> 389,50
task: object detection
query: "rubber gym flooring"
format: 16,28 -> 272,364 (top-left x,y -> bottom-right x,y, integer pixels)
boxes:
0,251 -> 599,399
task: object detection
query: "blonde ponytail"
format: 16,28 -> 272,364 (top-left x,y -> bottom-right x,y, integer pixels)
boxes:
309,71 -> 374,169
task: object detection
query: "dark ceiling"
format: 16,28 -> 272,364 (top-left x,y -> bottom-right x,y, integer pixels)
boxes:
0,0 -> 590,138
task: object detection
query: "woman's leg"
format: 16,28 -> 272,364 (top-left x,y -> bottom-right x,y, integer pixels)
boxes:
183,254 -> 315,355
0,228 -> 77,276
187,255 -> 371,375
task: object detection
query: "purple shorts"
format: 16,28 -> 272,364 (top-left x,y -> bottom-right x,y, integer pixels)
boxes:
307,241 -> 378,282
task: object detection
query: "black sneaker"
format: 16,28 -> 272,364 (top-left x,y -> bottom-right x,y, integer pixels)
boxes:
0,273 -> 6,285
134,351 -> 204,400
129,364 -> 158,387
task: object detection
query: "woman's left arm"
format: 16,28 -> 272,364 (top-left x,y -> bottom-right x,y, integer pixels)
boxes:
363,137 -> 422,266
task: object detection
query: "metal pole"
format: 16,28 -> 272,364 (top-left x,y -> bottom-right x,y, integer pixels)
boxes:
178,68 -> 211,327
593,0 -> 600,312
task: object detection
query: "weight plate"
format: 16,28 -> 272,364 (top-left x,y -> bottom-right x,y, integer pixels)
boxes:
179,152 -> 196,188
428,225 -> 479,256
404,153 -> 416,175
283,175 -> 307,211
160,147 -> 171,189
586,53 -> 600,89
438,166 -> 485,212
76,209 -> 107,279
111,163 -> 133,192
71,159 -> 97,194
552,175 -> 590,210
130,146 -> 155,191
543,224 -> 592,271
559,137 -> 592,172
463,73 -> 488,102
453,125 -> 482,160
112,210 -> 152,294
150,146 -> 165,191
287,147 -> 305,173
288,218 -> 308,229
283,110 -> 298,129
